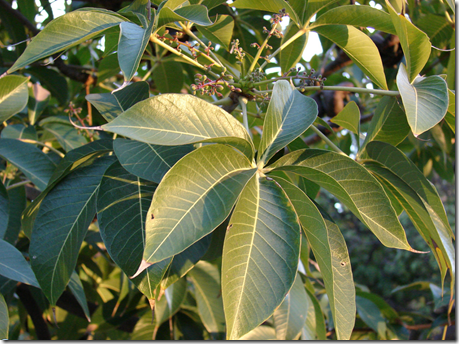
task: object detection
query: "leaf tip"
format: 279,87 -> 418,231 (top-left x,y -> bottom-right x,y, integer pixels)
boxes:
130,259 -> 152,279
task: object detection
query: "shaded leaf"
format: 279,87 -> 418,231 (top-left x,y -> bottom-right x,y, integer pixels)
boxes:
196,15 -> 234,49
152,60 -> 184,94
396,64 -> 449,137
222,176 -> 300,339
231,0 -> 300,26
30,156 -> 114,304
444,89 -> 455,133
314,25 -> 387,90
279,23 -> 308,73
330,100 -> 360,135
68,271 -> 91,322
304,288 -> 327,340
0,138 -> 55,191
269,149 -> 412,250
239,326 -> 276,340
0,293 -> 7,340
356,295 -> 388,339
28,83 -> 50,125
157,5 -> 213,28
1,124 -> 37,141
25,67 -> 69,105
0,184 -> 8,240
0,75 -> 29,123
43,123 -> 87,152
155,277 -> 187,327
0,239 -> 39,288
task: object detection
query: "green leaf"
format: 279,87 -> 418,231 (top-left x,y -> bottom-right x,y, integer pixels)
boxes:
25,67 -> 69,105
314,25 -> 387,90
1,124 -> 37,141
201,0 -> 227,10
258,80 -> 318,165
0,239 -> 39,288
330,100 -> 360,135
304,288 -> 327,340
86,93 -> 122,122
43,123 -> 87,152
97,53 -> 120,83
0,75 -> 29,123
188,261 -> 225,334
417,13 -> 454,49
360,96 -> 410,152
68,271 -> 91,322
141,144 -> 255,267
21,140 -> 113,238
0,293 -> 7,340
356,296 -> 388,339
0,139 -> 55,191
279,23 -> 308,73
222,176 -> 300,340
113,138 -> 194,184
118,20 -> 154,83
30,156 -> 114,304
102,93 -> 254,160
273,273 -> 309,340
152,60 -> 184,94
273,177 -> 355,340
0,184 -> 8,241
444,90 -> 455,133
155,277 -> 187,327
239,326 -> 276,340
8,9 -> 127,73
386,1 -> 431,83
28,83 -> 50,125
356,291 -> 398,321
396,64 -> 449,137
119,0 -> 151,17
311,5 -> 396,34
231,0 -> 300,26
156,5 -> 213,28
196,15 -> 234,49
299,0 -> 343,25
269,149 -> 412,250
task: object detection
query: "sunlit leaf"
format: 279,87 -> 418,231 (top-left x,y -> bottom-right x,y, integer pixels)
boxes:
196,15 -> 234,49
0,75 -> 29,123
330,101 -> 360,135
28,83 -> 50,125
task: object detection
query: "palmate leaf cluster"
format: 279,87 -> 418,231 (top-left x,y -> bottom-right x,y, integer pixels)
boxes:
0,0 -> 455,340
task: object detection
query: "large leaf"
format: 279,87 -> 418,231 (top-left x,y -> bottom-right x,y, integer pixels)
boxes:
8,9 -> 127,73
360,96 -> 409,152
258,80 -> 318,165
0,139 -> 55,191
0,293 -> 7,340
102,94 -> 254,159
274,177 -> 355,340
188,261 -> 225,334
273,273 -> 310,340
156,5 -> 213,28
396,64 -> 449,137
113,138 -> 194,184
279,23 -> 308,74
386,1 -> 431,83
0,75 -> 29,123
222,176 -> 301,340
0,239 -> 39,288
140,144 -> 255,268
268,149 -> 412,250
311,5 -> 396,34
330,100 -> 360,135
118,20 -> 154,83
313,25 -> 388,90
30,156 -> 114,304
0,184 -> 8,240
196,15 -> 234,49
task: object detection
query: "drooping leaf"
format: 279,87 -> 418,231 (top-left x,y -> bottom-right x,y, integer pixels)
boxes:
188,261 -> 225,334
28,83 -> 50,125
141,144 -> 255,267
152,60 -> 184,94
269,149 -> 412,250
0,293 -> 7,340
258,80 -> 318,165
156,5 -> 213,28
0,139 -> 55,191
30,156 -> 115,304
8,9 -> 127,73
356,295 -> 388,339
113,139 -> 194,184
222,176 -> 300,340
311,5 -> 396,34
0,184 -> 8,241
386,1 -> 431,83
330,100 -> 360,135
396,64 -> 449,137
102,93 -> 254,160
360,96 -> 410,152
273,273 -> 310,340
239,326 -> 276,340
274,177 -> 355,340
196,15 -> 234,49
304,288 -> 327,340
0,75 -> 29,123
155,277 -> 187,328
0,239 -> 39,288
68,271 -> 91,322
279,23 -> 308,73
313,25 -> 388,90
118,20 -> 154,83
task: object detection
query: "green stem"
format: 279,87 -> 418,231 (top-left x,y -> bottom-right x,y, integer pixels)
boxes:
248,25 -> 278,75
258,29 -> 307,71
211,97 -> 233,106
310,125 -> 345,155
253,85 -> 400,97
238,96 -> 252,139
6,180 -> 31,190
19,139 -> 65,158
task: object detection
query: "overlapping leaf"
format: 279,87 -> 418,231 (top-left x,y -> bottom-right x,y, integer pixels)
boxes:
231,0 -> 300,26
258,80 -> 318,165
28,83 -> 50,125
269,149 -> 412,250
0,75 -> 29,123
196,15 -> 234,49
68,271 -> 91,322
222,176 -> 300,340
0,239 -> 39,288
274,177 -> 355,340
30,156 -> 115,304
8,9 -> 127,73
156,5 -> 213,28
152,60 -> 184,94
141,144 -> 255,267
330,101 -> 360,135
154,277 -> 187,328
102,94 -> 254,159
279,24 -> 307,73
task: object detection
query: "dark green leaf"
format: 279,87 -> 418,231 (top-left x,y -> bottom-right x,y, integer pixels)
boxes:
68,271 -> 91,322
279,23 -> 308,73
0,184 -> 8,241
43,123 -> 87,152
356,296 -> 388,339
196,15 -> 234,49
0,239 -> 39,288
0,293 -> 7,340
152,60 -> 184,93
231,0 -> 300,26
25,67 -> 69,105
1,124 -> 37,141
157,5 -> 213,28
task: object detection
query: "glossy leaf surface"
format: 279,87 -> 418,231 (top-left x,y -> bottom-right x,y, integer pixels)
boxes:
0,239 -> 39,288
0,75 -> 29,123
